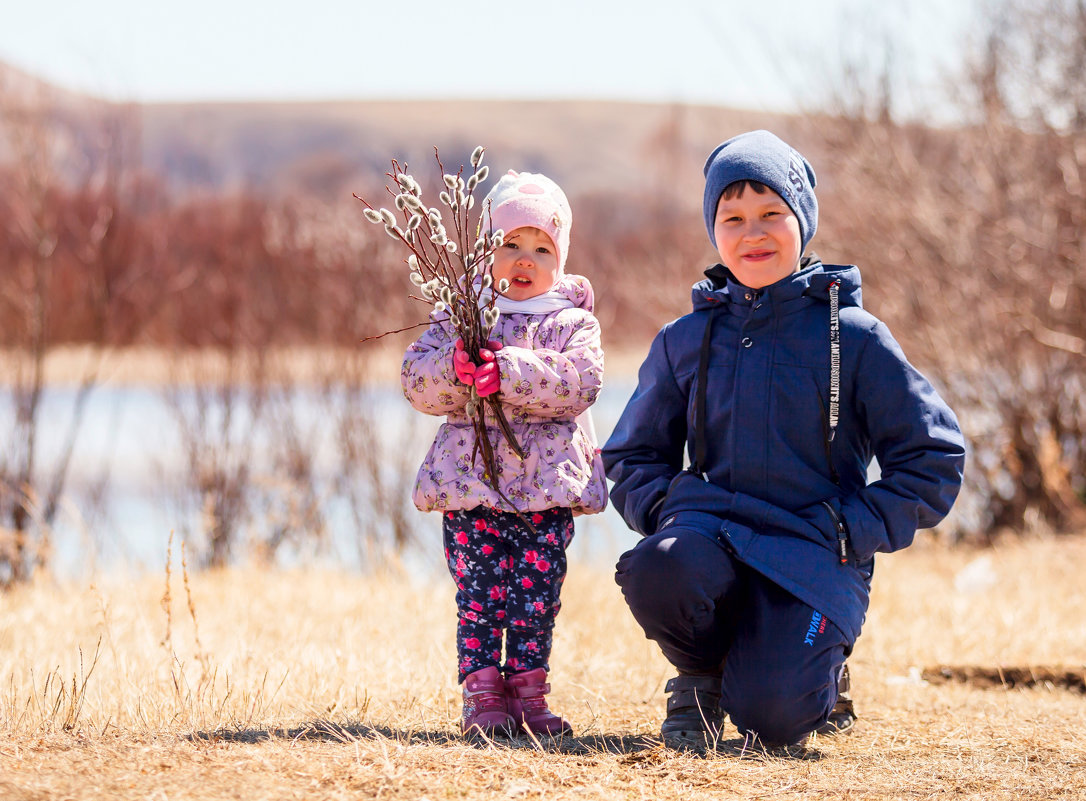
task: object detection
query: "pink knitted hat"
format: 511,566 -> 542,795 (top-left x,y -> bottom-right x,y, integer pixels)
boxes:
482,170 -> 573,274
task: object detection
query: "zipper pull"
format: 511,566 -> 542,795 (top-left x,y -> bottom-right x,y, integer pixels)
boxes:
836,523 -> 848,565
821,501 -> 849,566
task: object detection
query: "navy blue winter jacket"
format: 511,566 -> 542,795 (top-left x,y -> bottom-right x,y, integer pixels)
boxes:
602,260 -> 965,642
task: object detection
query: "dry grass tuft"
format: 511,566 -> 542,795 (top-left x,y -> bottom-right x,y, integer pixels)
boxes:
2,535 -> 1085,799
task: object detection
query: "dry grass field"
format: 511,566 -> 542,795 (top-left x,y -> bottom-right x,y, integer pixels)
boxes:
2,534 -> 1085,800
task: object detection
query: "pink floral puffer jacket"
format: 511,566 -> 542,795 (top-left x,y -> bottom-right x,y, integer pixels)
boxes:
401,274 -> 607,515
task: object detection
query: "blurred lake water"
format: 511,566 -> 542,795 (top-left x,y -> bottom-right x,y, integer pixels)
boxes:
6,379 -> 644,580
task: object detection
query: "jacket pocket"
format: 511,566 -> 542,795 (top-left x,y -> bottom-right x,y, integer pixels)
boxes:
792,497 -> 853,565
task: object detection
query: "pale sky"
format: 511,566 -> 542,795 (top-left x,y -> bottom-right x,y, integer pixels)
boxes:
0,0 -> 973,113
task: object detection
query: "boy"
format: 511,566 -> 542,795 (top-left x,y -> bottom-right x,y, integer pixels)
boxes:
602,130 -> 965,749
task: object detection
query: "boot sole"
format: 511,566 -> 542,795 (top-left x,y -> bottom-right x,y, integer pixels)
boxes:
815,713 -> 856,737
464,722 -> 517,740
662,727 -> 721,751
518,723 -> 573,738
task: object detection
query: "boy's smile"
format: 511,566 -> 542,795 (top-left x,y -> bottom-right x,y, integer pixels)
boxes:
492,226 -> 560,301
713,186 -> 803,288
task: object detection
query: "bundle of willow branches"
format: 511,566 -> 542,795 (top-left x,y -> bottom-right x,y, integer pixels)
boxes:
355,146 -> 525,496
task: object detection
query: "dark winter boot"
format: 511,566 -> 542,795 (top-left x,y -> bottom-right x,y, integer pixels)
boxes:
505,668 -> 573,736
816,663 -> 857,736
461,666 -> 515,737
660,673 -> 725,749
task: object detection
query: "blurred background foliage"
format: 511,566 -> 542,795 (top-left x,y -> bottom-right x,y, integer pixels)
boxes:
1,0 -> 1084,583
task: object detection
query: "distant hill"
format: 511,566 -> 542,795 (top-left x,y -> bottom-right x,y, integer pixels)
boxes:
0,60 -> 93,106
2,60 -> 802,204
134,98 -> 795,203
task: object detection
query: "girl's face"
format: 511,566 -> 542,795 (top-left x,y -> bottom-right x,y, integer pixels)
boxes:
713,186 -> 802,289
492,226 -> 560,301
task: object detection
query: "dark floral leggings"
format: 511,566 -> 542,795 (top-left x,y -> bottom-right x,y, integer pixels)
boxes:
443,506 -> 575,683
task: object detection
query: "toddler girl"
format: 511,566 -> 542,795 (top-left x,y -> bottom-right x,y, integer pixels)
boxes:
401,170 -> 607,737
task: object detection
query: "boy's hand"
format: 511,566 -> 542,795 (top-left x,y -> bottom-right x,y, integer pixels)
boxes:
474,341 -> 503,397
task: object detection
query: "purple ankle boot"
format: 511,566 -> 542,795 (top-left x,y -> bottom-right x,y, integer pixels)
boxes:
461,666 -> 515,737
505,668 -> 573,736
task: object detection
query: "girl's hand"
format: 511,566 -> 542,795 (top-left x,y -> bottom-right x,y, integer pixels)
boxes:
474,341 -> 503,397
453,339 -> 477,385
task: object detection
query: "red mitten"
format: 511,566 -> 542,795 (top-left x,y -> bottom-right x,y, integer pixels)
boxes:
452,339 -> 476,385
474,347 -> 501,397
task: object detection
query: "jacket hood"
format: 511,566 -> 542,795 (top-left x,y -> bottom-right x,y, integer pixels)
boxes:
691,258 -> 862,313
552,273 -> 596,313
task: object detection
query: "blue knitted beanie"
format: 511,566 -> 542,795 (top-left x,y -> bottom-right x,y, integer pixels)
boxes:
702,130 -> 818,251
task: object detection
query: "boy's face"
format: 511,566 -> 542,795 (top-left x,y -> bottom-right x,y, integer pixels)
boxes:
713,186 -> 803,289
492,226 -> 560,301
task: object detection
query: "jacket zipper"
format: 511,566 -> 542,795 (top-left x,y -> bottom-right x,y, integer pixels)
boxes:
821,500 -> 849,566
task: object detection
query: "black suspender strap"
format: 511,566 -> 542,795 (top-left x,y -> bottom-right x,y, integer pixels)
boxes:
688,308 -> 716,481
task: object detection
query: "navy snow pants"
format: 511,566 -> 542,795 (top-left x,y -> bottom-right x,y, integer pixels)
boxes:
615,525 -> 852,746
